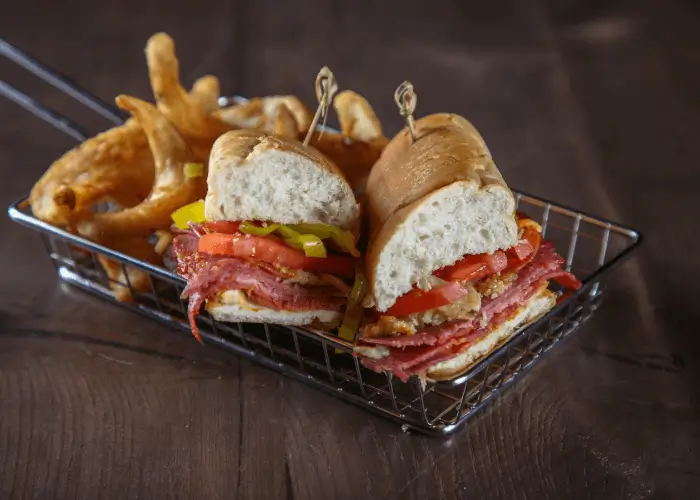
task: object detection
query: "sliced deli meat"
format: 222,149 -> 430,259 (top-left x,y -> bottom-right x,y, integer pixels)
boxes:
355,241 -> 581,380
173,233 -> 347,341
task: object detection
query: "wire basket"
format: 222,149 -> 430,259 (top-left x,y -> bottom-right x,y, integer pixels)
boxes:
3,38 -> 642,435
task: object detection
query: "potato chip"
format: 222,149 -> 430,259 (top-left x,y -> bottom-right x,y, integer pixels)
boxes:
97,235 -> 161,302
216,95 -> 313,136
190,75 -> 221,114
29,119 -> 155,227
146,33 -> 231,139
78,95 -> 206,238
333,91 -> 385,142
272,103 -> 300,139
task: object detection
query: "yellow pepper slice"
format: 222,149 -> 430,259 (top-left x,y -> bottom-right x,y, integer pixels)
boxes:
338,265 -> 367,343
170,212 -> 353,260
275,225 -> 301,241
171,200 -> 205,229
239,221 -> 280,236
297,234 -> 327,258
275,226 -> 327,258
183,162 -> 205,178
289,223 -> 359,257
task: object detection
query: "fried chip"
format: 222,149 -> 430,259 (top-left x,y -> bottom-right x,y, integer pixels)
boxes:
190,75 -> 222,114
272,103 -> 300,139
78,95 -> 206,238
97,235 -> 161,302
29,119 -> 155,227
333,90 -> 385,142
216,95 -> 313,136
29,36 -> 227,228
146,33 -> 231,139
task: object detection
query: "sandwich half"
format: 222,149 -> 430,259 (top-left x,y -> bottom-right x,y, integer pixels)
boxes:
354,113 -> 581,381
172,129 -> 360,341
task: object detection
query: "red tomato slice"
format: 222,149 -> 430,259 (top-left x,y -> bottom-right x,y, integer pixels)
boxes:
204,221 -> 241,234
504,228 -> 542,274
512,240 -> 533,260
434,251 -> 507,282
486,251 -> 508,272
552,272 -> 582,290
198,233 -> 354,277
386,282 -> 472,317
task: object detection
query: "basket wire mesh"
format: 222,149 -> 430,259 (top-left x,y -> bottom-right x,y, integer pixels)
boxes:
2,38 -> 641,435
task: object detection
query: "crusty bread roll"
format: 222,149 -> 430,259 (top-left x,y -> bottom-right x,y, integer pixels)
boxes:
207,291 -> 341,325
426,287 -> 555,380
205,130 -> 358,229
366,113 -> 518,312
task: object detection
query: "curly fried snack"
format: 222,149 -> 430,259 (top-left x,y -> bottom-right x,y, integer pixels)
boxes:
271,103 -> 301,139
216,95 -> 313,136
97,235 -> 161,302
30,34 -> 228,229
146,33 -> 231,139
190,75 -> 222,114
78,95 -> 207,238
29,119 -> 155,227
333,90 -> 386,142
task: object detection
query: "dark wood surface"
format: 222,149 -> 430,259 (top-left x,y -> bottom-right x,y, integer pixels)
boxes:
2,0 -> 700,498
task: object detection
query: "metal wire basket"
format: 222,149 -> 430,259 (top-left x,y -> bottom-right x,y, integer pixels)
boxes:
3,38 -> 642,436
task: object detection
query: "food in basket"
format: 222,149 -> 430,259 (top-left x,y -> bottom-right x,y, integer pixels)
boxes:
28,32 -> 236,300
96,234 -> 162,303
171,129 -> 361,342
353,111 -> 582,382
217,95 -> 313,138
27,31 -> 385,303
28,117 -> 154,228
145,33 -> 231,142
76,95 -> 207,239
29,33 -> 232,230
18,27 -> 588,385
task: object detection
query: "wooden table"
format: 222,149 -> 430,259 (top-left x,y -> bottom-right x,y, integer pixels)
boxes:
2,0 -> 699,498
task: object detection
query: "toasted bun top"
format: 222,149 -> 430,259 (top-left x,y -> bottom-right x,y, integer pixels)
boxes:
205,130 -> 358,229
366,113 -> 509,233
365,113 -> 518,311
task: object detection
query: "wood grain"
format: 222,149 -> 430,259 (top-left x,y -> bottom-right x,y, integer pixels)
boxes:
2,0 -> 700,498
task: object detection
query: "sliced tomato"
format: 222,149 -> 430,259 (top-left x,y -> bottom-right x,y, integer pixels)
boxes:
198,233 -> 354,277
504,228 -> 542,274
520,227 -> 541,258
386,282 -> 472,317
551,272 -> 582,290
434,251 -> 507,282
486,251 -> 508,272
512,240 -> 533,260
204,221 -> 241,234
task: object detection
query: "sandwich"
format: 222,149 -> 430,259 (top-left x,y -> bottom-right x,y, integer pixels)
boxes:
353,113 -> 581,382
171,129 -> 360,342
